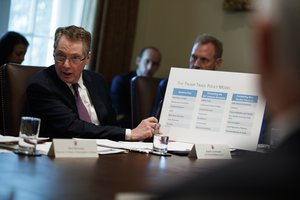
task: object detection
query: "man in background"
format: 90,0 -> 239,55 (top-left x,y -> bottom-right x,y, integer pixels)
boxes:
152,33 -> 223,118
111,46 -> 161,128
154,0 -> 300,198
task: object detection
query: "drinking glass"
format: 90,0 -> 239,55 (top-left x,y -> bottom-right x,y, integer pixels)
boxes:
16,116 -> 41,156
152,124 -> 169,154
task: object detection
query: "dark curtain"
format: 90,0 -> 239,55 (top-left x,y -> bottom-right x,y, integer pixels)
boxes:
90,0 -> 139,85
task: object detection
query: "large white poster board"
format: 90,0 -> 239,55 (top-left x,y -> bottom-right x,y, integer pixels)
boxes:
159,68 -> 266,151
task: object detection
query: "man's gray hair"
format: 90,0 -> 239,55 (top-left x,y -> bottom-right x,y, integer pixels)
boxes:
194,33 -> 223,59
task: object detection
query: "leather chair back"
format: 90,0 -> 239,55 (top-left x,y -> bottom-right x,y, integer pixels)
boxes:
131,76 -> 162,128
0,64 -> 45,136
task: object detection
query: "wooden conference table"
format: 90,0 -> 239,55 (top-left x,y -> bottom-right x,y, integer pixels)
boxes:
0,151 -> 235,200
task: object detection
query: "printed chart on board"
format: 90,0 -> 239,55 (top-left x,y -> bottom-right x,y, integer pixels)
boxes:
159,67 -> 266,151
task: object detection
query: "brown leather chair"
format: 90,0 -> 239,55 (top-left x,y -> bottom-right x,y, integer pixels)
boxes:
0,63 -> 46,136
130,76 -> 162,128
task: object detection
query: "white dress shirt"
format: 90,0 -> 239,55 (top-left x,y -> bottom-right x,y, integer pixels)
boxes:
68,74 -> 132,140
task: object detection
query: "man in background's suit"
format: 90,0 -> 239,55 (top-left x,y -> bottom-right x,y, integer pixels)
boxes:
27,25 -> 158,141
111,46 -> 161,128
153,0 -> 300,199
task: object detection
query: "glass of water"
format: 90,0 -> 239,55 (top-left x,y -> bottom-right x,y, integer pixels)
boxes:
16,116 -> 41,156
152,124 -> 169,154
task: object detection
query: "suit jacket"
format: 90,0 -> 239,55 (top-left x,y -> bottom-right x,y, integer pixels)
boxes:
110,71 -> 137,128
26,65 -> 125,140
153,127 -> 300,199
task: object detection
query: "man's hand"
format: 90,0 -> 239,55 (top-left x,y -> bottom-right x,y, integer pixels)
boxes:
131,117 -> 158,141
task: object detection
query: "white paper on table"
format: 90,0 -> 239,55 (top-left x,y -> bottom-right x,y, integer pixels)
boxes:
97,139 -> 153,151
96,139 -> 126,149
97,140 -> 153,153
118,141 -> 153,151
0,136 -> 18,153
36,142 -> 52,155
159,68 -> 266,151
0,135 -> 49,143
0,135 -> 51,154
98,139 -> 193,152
97,146 -> 128,155
0,134 -> 19,143
167,141 -> 194,151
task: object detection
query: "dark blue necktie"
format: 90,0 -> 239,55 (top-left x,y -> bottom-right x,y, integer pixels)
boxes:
72,83 -> 91,123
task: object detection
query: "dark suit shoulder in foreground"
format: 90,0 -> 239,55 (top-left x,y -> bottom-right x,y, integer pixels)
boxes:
153,128 -> 300,199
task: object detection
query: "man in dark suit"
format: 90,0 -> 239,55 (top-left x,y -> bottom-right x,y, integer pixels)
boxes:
153,0 -> 300,198
27,25 -> 158,141
111,46 -> 161,128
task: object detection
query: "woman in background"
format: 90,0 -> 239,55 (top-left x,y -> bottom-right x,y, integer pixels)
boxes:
0,31 -> 29,66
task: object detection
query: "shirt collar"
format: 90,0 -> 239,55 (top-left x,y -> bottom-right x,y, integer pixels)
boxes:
66,74 -> 84,88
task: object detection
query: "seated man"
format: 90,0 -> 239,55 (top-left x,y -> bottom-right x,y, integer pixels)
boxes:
26,25 -> 158,141
151,33 -> 223,119
111,46 -> 161,128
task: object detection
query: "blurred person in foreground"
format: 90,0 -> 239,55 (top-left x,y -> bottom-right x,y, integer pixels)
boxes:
153,0 -> 300,199
27,25 -> 157,141
111,46 -> 161,128
0,31 -> 29,66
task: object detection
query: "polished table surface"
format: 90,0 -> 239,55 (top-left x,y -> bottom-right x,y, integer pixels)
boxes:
0,151 -> 233,200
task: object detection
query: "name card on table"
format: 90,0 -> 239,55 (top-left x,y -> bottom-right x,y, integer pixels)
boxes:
188,144 -> 231,159
48,139 -> 98,158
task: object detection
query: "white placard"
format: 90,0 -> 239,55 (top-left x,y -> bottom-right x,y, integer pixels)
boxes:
48,139 -> 98,158
159,67 -> 266,151
188,144 -> 231,159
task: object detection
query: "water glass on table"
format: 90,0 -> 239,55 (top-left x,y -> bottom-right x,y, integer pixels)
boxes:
15,116 -> 41,156
152,124 -> 169,155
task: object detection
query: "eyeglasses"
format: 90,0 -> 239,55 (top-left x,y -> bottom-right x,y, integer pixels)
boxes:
54,54 -> 86,65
